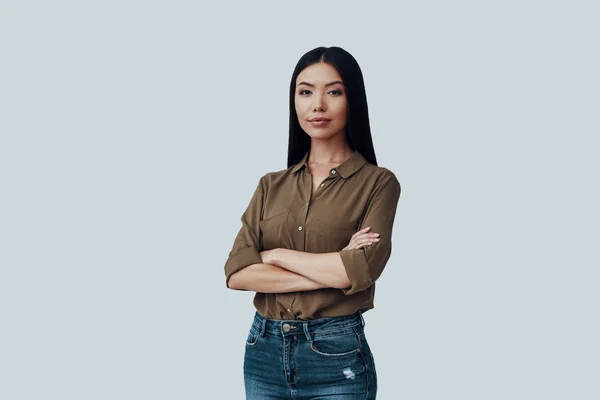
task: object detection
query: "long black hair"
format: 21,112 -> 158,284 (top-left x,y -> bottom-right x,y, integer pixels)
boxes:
287,46 -> 378,168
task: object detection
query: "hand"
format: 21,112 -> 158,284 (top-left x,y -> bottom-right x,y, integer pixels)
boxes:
259,249 -> 279,266
342,227 -> 380,250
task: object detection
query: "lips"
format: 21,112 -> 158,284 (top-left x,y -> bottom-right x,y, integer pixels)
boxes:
308,118 -> 331,127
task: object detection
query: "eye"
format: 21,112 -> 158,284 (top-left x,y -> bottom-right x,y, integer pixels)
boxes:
329,89 -> 343,96
298,89 -> 312,95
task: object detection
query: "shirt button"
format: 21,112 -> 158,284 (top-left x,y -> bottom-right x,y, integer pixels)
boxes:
298,226 -> 303,231
331,169 -> 336,174
320,183 -> 325,187
287,308 -> 291,312
306,202 -> 309,207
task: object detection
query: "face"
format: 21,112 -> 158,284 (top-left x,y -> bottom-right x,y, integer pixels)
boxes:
294,62 -> 347,140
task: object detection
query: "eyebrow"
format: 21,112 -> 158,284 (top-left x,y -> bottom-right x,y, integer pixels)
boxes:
297,80 -> 344,87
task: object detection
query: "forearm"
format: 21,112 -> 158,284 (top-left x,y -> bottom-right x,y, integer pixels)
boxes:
228,263 -> 330,293
271,249 -> 351,289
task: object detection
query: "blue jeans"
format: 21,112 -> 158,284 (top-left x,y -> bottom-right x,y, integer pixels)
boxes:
243,311 -> 378,399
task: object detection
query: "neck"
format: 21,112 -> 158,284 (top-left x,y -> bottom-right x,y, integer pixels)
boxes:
308,136 -> 353,165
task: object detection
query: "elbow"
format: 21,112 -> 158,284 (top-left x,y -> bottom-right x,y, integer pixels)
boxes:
225,262 -> 263,291
339,246 -> 391,294
337,250 -> 374,293
227,271 -> 244,290
330,267 -> 353,290
224,247 -> 263,290
333,275 -> 353,290
342,277 -> 374,296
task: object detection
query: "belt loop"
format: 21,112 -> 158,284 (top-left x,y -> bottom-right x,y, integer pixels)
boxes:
260,317 -> 267,337
256,313 -> 267,337
359,310 -> 365,327
302,321 -> 311,342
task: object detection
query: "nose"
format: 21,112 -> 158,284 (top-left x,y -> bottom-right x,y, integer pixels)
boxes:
312,91 -> 326,112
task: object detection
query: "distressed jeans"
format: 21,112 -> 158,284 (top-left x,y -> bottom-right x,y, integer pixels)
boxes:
243,310 -> 378,399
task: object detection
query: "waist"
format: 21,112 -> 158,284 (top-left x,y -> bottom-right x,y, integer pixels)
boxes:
251,310 -> 365,338
251,286 -> 375,320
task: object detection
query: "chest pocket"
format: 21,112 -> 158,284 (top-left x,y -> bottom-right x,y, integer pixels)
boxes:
308,215 -> 358,252
260,211 -> 292,250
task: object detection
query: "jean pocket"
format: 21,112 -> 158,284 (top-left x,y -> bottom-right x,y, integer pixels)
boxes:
245,327 -> 261,347
309,330 -> 361,358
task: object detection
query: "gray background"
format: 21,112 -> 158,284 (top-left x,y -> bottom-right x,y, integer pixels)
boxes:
1,1 -> 598,399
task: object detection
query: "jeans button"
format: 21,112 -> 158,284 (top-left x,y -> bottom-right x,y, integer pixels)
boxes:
283,323 -> 291,332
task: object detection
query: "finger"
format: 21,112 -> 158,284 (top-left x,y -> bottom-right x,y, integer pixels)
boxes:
354,232 -> 380,240
349,236 -> 378,249
361,232 -> 380,238
353,227 -> 370,237
362,238 -> 380,246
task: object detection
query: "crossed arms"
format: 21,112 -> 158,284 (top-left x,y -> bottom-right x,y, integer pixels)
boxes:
228,249 -> 352,293
224,173 -> 401,296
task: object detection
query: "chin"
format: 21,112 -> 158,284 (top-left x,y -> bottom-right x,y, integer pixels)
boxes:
301,125 -> 345,140
304,130 -> 338,140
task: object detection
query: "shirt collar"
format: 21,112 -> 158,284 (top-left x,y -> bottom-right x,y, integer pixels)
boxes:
292,150 -> 367,178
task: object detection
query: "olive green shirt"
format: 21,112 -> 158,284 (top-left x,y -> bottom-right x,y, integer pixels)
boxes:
224,150 -> 401,320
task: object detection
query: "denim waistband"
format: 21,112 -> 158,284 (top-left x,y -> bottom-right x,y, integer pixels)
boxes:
250,310 -> 365,340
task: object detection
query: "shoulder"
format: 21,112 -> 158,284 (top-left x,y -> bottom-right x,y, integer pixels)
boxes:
360,162 -> 400,189
259,165 -> 297,187
243,166 -> 295,199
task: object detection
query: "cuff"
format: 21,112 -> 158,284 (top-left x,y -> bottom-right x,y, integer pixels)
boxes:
339,249 -> 373,295
224,246 -> 262,289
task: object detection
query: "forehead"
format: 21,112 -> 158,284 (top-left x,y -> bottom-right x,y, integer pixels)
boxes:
296,62 -> 342,85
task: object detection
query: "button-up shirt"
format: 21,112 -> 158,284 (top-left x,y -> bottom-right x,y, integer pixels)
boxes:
224,150 -> 401,320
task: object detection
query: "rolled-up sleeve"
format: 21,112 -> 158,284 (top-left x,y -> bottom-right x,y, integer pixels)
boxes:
339,172 -> 401,295
224,177 -> 264,289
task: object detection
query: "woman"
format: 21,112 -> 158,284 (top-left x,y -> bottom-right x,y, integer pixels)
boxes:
224,46 -> 401,399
